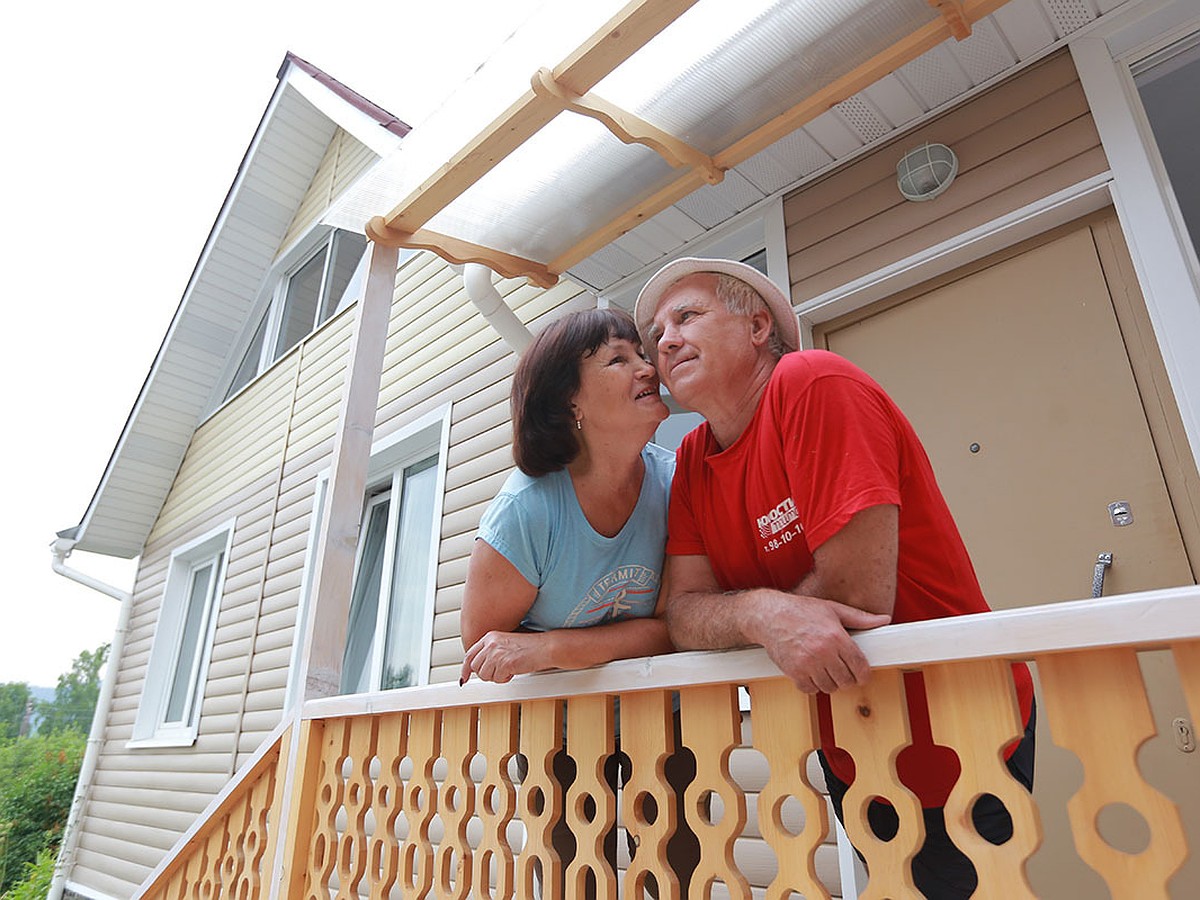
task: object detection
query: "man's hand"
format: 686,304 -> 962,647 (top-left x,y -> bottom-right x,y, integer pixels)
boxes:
752,592 -> 890,693
460,630 -> 548,684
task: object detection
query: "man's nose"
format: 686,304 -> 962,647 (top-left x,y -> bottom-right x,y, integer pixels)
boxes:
658,320 -> 681,350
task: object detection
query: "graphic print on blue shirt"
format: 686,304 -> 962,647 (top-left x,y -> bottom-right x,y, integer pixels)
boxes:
563,564 -> 659,627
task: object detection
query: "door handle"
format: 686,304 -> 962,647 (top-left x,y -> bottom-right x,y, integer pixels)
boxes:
1092,552 -> 1113,599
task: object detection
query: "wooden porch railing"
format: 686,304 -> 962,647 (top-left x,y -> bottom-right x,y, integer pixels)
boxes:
136,587 -> 1200,899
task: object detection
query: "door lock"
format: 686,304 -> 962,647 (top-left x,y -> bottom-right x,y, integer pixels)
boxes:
1108,500 -> 1133,526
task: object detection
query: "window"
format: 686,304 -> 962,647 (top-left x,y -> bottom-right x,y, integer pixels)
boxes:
226,228 -> 369,399
1134,33 -> 1200,266
131,521 -> 234,746
341,456 -> 440,692
285,407 -> 450,705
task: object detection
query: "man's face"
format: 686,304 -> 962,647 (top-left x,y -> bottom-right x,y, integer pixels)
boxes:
647,272 -> 754,409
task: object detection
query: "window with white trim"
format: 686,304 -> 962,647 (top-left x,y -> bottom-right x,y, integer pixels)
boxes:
341,454 -> 440,692
226,228 -> 369,399
285,407 -> 450,705
131,521 -> 234,746
1133,32 -> 1200,269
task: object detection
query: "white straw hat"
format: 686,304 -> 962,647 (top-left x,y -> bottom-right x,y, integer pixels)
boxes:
634,257 -> 800,353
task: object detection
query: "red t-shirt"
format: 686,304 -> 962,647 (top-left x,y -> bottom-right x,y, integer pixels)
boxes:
668,350 -> 1033,807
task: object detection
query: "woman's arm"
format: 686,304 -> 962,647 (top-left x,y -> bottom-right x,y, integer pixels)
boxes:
460,539 -> 537,648
460,540 -> 675,684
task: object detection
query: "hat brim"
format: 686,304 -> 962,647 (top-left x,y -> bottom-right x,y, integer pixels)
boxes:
634,257 -> 800,353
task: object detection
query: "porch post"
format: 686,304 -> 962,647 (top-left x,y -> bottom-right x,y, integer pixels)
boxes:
296,240 -> 399,700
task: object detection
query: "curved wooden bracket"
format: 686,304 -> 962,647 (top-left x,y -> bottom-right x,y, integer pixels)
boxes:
929,0 -> 971,40
366,217 -> 559,289
531,67 -> 725,185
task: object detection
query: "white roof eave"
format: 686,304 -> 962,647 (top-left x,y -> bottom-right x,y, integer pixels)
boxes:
64,60 -> 404,558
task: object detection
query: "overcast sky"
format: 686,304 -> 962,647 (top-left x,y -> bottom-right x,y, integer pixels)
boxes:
0,0 -> 589,686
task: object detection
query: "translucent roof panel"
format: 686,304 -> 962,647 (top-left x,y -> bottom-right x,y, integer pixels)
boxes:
596,0 -> 940,152
328,0 -> 947,266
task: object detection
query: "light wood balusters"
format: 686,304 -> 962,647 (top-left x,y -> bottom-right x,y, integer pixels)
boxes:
136,617 -> 1200,900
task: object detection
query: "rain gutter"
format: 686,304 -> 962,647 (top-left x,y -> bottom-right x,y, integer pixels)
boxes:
47,537 -> 133,900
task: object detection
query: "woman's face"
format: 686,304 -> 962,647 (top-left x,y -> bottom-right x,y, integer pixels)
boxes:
571,336 -> 669,434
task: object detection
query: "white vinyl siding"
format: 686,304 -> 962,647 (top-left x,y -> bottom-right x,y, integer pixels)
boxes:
278,127 -> 375,252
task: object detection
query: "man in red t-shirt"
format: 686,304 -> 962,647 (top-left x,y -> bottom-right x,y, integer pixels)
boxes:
635,257 -> 1035,899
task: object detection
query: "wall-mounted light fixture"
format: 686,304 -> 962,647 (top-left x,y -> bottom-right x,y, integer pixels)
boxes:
896,142 -> 958,202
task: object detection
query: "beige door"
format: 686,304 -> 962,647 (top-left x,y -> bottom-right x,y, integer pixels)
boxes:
817,214 -> 1200,897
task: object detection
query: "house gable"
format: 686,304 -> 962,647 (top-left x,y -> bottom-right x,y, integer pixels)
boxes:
62,58 -> 407,560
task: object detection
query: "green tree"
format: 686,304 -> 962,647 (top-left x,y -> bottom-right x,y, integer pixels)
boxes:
0,686 -> 31,741
36,644 -> 109,735
0,731 -> 85,892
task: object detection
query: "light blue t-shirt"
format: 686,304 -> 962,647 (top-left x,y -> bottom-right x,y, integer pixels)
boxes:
476,443 -> 675,632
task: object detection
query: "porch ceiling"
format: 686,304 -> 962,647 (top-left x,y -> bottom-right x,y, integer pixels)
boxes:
325,0 -> 1129,294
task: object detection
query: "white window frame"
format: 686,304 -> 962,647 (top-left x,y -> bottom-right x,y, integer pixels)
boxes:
264,228 -> 370,363
221,227 -> 370,406
285,405 -> 452,708
129,519 -> 235,748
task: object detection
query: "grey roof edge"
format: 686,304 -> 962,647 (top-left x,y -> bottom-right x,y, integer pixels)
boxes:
281,52 -> 411,139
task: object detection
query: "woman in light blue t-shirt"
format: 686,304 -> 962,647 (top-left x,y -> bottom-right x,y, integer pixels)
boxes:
460,307 -> 676,682
459,308 -> 698,894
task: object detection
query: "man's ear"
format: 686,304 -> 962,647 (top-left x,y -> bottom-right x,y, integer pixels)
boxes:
748,308 -> 774,348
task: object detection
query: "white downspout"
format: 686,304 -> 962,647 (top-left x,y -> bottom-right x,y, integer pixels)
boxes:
462,263 -> 534,354
47,537 -> 133,900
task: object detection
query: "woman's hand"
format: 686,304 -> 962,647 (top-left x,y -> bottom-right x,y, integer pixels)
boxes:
460,630 -> 550,684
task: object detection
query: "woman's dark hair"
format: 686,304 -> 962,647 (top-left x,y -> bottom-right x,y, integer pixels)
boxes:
511,307 -> 642,476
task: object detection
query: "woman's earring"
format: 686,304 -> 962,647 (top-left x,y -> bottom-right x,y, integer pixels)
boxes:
576,419 -> 582,431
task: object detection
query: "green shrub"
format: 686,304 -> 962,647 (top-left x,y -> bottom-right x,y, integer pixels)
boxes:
0,732 -> 85,892
0,847 -> 57,900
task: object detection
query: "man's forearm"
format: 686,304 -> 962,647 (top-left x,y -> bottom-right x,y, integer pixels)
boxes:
664,587 -> 780,651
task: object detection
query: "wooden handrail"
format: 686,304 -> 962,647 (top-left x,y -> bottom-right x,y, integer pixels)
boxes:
296,586 -> 1200,721
137,587 -> 1200,899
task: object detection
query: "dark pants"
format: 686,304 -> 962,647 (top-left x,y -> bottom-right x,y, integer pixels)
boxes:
821,701 -> 1037,900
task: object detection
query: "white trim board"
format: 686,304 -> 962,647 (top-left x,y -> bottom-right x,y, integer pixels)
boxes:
1072,35 -> 1200,467
793,174 -> 1116,343
63,882 -> 123,900
283,65 -> 404,158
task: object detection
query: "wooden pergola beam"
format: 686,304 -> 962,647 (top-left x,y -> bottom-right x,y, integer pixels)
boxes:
548,0 -> 1012,274
930,0 -> 972,40
380,0 -> 700,236
531,67 -> 724,185
367,217 -> 558,289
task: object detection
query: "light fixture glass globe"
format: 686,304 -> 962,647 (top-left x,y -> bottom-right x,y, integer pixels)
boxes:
896,142 -> 958,202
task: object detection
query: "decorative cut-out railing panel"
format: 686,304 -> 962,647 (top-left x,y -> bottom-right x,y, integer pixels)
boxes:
137,587 -> 1200,900
138,722 -> 289,900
